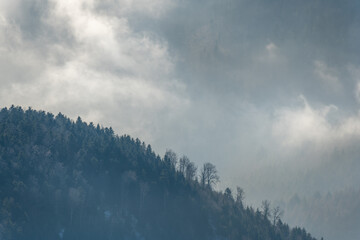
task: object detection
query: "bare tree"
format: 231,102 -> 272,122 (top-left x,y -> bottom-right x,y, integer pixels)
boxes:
179,155 -> 190,174
185,162 -> 197,181
164,149 -> 177,169
179,155 -> 197,181
236,186 -> 245,206
272,206 -> 284,225
200,162 -> 219,189
261,200 -> 271,220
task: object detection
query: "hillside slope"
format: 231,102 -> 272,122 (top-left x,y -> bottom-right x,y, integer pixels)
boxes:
0,106 -> 318,240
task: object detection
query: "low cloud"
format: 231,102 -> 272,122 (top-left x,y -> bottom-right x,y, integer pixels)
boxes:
273,95 -> 337,148
0,0 -> 189,143
273,95 -> 360,150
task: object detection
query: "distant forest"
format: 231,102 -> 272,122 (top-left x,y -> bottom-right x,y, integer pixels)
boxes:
0,106 -> 319,240
283,189 -> 360,240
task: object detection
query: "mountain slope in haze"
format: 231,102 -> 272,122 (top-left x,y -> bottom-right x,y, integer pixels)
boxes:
283,189 -> 360,240
0,106 -> 318,240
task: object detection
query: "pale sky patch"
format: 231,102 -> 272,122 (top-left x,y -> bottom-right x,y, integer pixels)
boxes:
314,60 -> 342,93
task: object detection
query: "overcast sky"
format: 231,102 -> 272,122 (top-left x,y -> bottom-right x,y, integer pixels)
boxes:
1,0 -> 360,230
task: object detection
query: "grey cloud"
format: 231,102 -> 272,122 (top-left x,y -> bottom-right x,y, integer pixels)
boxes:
0,0 -> 189,144
145,0 -> 360,104
1,1 -> 360,239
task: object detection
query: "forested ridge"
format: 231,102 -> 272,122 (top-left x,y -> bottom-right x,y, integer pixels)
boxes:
0,106 -> 318,240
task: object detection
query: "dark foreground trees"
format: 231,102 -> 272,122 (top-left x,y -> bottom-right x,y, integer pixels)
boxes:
0,106 -> 317,240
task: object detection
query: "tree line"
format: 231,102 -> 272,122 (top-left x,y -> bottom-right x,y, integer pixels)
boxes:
0,106 -> 318,240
